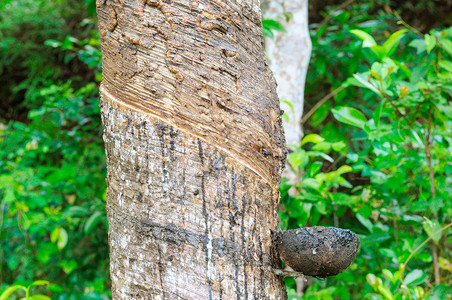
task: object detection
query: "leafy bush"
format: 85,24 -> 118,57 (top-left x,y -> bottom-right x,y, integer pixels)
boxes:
0,0 -> 110,299
281,5 -> 452,299
1,0 -> 451,299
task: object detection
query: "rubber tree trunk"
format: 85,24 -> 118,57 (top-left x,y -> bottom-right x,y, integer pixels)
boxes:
96,0 -> 287,298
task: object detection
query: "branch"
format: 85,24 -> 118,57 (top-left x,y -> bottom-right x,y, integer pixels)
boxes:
301,86 -> 345,125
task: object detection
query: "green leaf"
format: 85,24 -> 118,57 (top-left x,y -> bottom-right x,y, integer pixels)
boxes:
409,39 -> 427,54
337,165 -> 352,175
262,27 -> 273,39
369,45 -> 387,60
382,269 -> 394,281
404,269 -> 425,286
311,141 -> 331,152
281,112 -> 289,122
373,100 -> 385,132
350,29 -> 377,47
51,228 -> 68,250
309,151 -> 334,162
50,228 -> 59,243
84,211 -> 103,234
0,285 -> 26,300
57,228 -> 68,250
288,149 -> 307,169
332,106 -> 368,128
439,60 -> 452,72
377,285 -> 394,300
352,73 -> 380,94
29,295 -> 51,300
311,101 -> 332,127
439,38 -> 452,55
44,39 -> 62,48
59,259 -> 78,274
383,29 -> 407,56
357,213 -> 373,233
279,99 -> 294,114
262,19 -> 286,32
331,193 -> 356,205
331,141 -> 346,151
30,280 -> 49,287
425,34 -> 436,53
300,134 -> 325,147
366,274 -> 379,289
422,219 -> 442,244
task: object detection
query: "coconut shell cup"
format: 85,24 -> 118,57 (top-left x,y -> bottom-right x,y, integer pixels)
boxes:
275,226 -> 360,278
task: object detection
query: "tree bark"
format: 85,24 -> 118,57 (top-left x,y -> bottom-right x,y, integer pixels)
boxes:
96,0 -> 287,298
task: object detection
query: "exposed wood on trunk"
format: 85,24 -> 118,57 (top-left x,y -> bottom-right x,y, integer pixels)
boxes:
97,0 -> 287,298
97,0 -> 286,185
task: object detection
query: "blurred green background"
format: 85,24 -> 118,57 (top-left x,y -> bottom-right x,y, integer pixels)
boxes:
0,0 -> 451,299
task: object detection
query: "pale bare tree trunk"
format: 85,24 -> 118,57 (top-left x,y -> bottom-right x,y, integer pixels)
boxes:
262,0 -> 311,147
96,0 -> 287,298
261,1 -> 312,296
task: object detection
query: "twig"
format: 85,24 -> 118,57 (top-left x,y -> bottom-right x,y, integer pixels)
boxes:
274,269 -> 306,279
402,222 -> 452,271
400,222 -> 452,293
424,106 -> 440,285
382,93 -> 412,128
394,12 -> 424,37
301,86 -> 345,125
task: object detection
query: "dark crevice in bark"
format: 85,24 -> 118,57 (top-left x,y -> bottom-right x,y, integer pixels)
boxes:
100,97 -> 286,298
155,241 -> 168,299
241,193 -> 249,300
197,138 -> 213,300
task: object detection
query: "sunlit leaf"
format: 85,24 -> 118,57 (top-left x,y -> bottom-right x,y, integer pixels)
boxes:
0,285 -> 26,300
404,269 -> 425,286
84,211 -> 103,235
350,29 -> 377,47
332,106 -> 368,128
383,29 -> 407,56
422,219 -> 442,244
424,34 -> 436,53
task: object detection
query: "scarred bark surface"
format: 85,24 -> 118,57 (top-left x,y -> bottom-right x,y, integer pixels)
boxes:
97,0 -> 285,183
97,0 -> 287,298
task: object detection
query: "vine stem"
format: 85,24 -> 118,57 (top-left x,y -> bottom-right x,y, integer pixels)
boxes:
301,86 -> 345,125
424,107 -> 440,285
402,222 -> 452,271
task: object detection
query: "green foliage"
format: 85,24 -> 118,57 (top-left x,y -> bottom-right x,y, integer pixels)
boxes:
262,19 -> 287,39
1,0 -> 451,299
0,280 -> 50,300
0,0 -> 109,299
282,3 -> 452,298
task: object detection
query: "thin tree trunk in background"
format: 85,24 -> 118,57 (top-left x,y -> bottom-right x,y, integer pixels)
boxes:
262,0 -> 311,147
261,1 -> 312,296
96,0 -> 287,298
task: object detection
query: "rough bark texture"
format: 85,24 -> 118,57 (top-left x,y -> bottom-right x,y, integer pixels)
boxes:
97,0 -> 287,298
97,0 -> 285,183
262,0 -> 311,146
